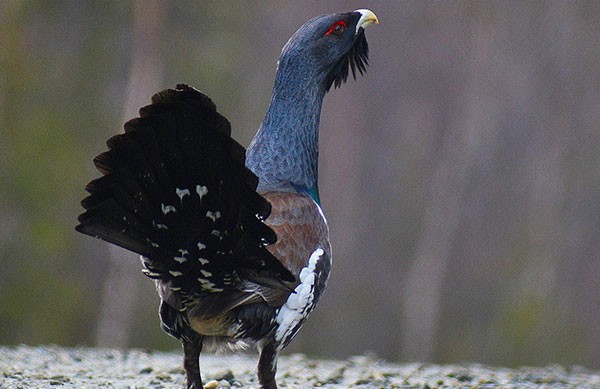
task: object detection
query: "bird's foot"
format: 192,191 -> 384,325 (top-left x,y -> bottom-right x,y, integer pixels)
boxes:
257,342 -> 278,389
183,337 -> 203,389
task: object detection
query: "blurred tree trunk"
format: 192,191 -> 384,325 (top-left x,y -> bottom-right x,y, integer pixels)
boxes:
400,6 -> 503,360
400,117 -> 478,361
95,0 -> 166,347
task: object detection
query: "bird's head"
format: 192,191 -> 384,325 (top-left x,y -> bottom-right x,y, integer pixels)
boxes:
277,9 -> 379,92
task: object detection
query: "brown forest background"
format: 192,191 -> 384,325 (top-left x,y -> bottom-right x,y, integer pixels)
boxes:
1,1 -> 599,370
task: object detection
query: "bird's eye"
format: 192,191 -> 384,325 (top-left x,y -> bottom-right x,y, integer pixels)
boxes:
325,21 -> 346,36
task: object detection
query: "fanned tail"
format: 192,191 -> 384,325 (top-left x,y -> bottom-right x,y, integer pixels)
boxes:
77,84 -> 294,300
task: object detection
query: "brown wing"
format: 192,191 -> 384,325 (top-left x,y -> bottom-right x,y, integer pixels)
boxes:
186,191 -> 331,335
262,191 -> 331,279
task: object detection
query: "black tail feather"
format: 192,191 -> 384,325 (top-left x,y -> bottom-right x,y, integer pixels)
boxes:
77,84 -> 294,299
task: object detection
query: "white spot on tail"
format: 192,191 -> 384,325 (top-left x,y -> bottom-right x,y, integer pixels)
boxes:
146,238 -> 160,248
169,270 -> 183,277
197,277 -> 217,289
176,188 -> 190,202
197,242 -> 206,251
275,248 -> 324,347
153,221 -> 168,230
198,257 -> 209,265
143,270 -> 161,278
206,211 -> 221,222
196,185 -> 208,200
161,203 -> 176,215
174,250 -> 189,263
200,269 -> 213,277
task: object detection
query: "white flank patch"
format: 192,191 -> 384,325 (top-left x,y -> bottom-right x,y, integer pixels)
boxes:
196,185 -> 208,200
206,211 -> 221,222
175,188 -> 190,202
161,203 -> 177,215
275,248 -> 323,346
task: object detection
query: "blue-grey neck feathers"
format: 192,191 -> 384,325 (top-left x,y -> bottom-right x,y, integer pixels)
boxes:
246,10 -> 374,205
246,25 -> 329,204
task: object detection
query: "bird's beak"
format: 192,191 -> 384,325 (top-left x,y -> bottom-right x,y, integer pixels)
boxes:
354,9 -> 379,34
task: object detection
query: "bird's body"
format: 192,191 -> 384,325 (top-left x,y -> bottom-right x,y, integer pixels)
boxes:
77,9 -> 377,389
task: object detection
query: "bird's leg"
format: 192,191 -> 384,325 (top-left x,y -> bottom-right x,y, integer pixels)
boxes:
183,335 -> 203,389
257,342 -> 278,389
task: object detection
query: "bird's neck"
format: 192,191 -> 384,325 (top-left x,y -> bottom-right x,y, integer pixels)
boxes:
246,65 -> 326,204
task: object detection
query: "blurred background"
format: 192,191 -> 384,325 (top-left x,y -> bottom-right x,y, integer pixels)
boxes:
1,0 -> 599,370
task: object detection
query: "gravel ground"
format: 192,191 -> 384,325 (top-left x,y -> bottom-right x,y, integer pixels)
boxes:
1,345 -> 599,388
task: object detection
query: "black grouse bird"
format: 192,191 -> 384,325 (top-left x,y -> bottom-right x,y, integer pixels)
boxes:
77,8 -> 378,389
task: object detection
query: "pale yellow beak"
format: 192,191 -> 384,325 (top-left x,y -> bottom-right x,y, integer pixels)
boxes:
354,9 -> 379,34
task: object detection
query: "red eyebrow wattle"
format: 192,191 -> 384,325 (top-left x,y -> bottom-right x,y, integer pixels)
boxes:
325,20 -> 346,36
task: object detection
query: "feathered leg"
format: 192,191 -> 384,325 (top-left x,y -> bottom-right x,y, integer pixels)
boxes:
183,335 -> 203,389
257,342 -> 278,389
